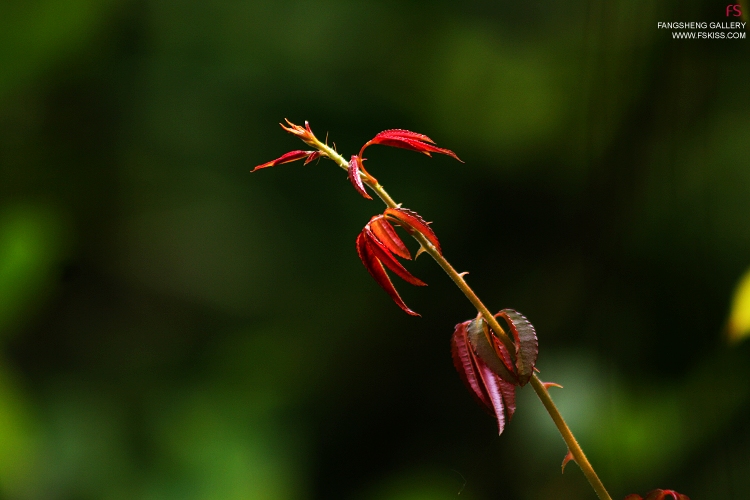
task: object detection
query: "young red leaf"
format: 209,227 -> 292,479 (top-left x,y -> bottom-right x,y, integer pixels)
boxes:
303,151 -> 321,165
451,321 -> 516,435
362,228 -> 426,286
356,230 -> 419,316
466,317 -> 518,385
370,216 -> 411,260
496,309 -> 538,387
384,207 -> 442,254
623,496 -> 643,500
452,321 -> 494,410
280,118 -> 316,145
252,150 -> 316,172
360,129 -> 463,162
348,155 -> 373,200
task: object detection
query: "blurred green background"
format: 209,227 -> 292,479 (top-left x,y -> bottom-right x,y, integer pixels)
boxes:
1,0 -> 749,499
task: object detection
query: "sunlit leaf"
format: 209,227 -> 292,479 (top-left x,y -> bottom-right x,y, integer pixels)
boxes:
384,208 -> 441,254
252,150 -> 317,171
356,230 -> 419,316
348,155 -> 373,200
370,217 -> 411,260
360,129 -> 463,162
361,228 -> 425,287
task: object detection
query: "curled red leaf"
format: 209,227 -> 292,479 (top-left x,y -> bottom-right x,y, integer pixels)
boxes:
451,320 -> 516,435
360,129 -> 463,162
466,317 -> 517,385
370,217 -> 410,260
348,155 -> 373,200
280,118 -> 316,144
356,231 -> 419,316
384,207 -> 441,254
361,228 -> 425,287
496,309 -> 538,387
252,150 -> 318,172
356,213 -> 432,316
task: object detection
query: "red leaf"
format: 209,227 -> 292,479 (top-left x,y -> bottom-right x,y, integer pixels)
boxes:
451,322 -> 494,411
361,129 -> 463,162
348,155 -> 372,200
252,150 -> 316,171
303,151 -> 321,165
623,496 -> 643,500
280,118 -> 316,144
356,230 -> 419,316
496,309 -> 538,387
370,216 -> 411,260
384,208 -> 442,254
362,228 -> 426,286
451,321 -> 516,435
373,129 -> 436,143
466,317 -> 518,385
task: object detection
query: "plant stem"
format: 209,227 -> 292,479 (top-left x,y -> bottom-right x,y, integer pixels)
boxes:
311,134 -> 612,500
530,375 -> 612,500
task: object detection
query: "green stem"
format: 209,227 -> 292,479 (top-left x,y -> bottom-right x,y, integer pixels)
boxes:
311,134 -> 612,500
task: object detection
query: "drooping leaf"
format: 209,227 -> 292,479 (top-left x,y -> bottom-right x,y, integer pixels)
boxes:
355,230 -> 418,316
384,207 -> 442,254
451,321 -> 515,435
348,155 -> 372,200
475,359 -> 515,435
370,216 -> 411,260
361,129 -> 463,162
496,309 -> 538,386
498,377 -> 516,422
252,150 -> 316,171
466,317 -> 517,384
361,228 -> 426,286
451,322 -> 493,410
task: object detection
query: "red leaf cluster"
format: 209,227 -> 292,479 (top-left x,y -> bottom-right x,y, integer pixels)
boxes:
451,311 -> 539,433
451,318 -> 516,435
624,490 -> 690,500
355,208 -> 439,316
252,119 -> 321,172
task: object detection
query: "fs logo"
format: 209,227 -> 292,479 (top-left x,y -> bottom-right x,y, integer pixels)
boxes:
726,4 -> 742,16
